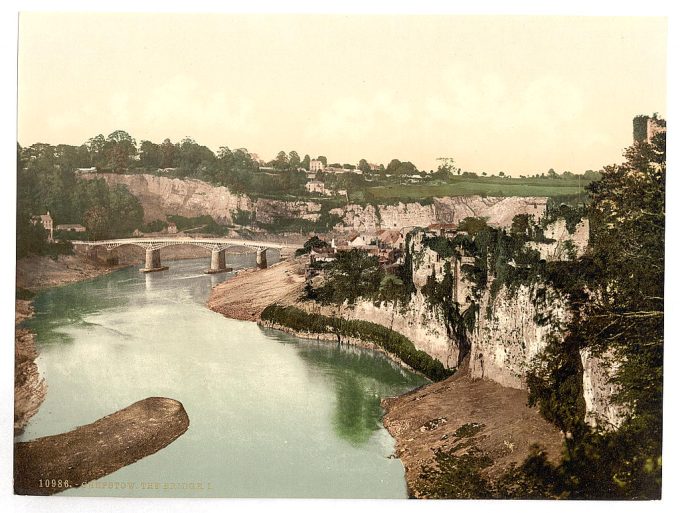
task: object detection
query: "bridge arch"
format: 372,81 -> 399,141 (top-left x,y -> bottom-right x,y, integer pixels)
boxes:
73,237 -> 299,273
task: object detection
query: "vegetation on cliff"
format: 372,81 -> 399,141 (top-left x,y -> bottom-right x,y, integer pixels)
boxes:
16,143 -> 144,255
261,304 -> 452,381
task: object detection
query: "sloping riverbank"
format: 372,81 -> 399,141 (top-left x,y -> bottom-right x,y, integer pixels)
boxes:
206,259 -> 305,321
14,300 -> 46,435
382,368 -> 564,498
206,257 -> 566,498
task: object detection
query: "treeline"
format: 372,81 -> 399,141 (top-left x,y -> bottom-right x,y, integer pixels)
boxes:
16,143 -> 144,257
261,304 -> 452,381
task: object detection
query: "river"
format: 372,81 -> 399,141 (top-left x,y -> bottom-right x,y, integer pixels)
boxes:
16,255 -> 427,498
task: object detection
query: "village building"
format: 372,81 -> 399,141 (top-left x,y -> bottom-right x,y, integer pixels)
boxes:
56,223 -> 86,232
167,222 -> 178,234
305,180 -> 327,195
348,233 -> 377,247
31,211 -> 53,242
376,229 -> 405,250
309,159 -> 325,172
427,223 -> 459,238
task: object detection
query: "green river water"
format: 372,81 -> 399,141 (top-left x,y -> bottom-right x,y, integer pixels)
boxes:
16,255 -> 427,498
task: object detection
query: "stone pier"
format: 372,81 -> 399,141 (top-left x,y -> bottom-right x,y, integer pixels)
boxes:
256,248 -> 268,269
205,249 -> 233,274
141,248 -> 168,273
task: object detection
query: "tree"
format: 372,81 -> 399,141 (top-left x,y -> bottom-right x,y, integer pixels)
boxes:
318,249 -> 383,305
288,151 -> 301,169
106,130 -> 137,172
160,138 -> 176,168
301,154 -> 311,171
139,140 -> 161,169
316,155 -> 328,166
358,159 -> 370,173
83,206 -> 109,240
274,151 -> 289,170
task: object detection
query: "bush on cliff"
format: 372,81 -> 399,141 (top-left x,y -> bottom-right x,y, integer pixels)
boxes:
261,304 -> 452,381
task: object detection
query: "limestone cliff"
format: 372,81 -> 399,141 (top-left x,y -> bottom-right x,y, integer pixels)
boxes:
331,196 -> 547,232
468,284 -> 571,389
298,291 -> 459,369
88,173 -> 547,231
87,173 -> 253,223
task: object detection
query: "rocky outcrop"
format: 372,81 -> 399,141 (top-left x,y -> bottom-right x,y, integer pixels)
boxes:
331,196 -> 547,232
14,397 -> 190,496
528,218 -> 590,261
86,173 -> 253,223
580,348 -> 627,429
298,291 -> 459,369
469,284 -> 571,389
89,173 -> 547,231
14,300 -> 46,435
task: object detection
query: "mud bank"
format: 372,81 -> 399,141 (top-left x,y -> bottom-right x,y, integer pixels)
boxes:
14,397 -> 190,495
14,300 -> 46,435
206,258 -> 305,321
381,369 -> 564,498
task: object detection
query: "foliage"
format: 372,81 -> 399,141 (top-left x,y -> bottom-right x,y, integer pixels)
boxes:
140,219 -> 168,233
261,305 -> 452,381
167,214 -> 230,235
523,127 -> 665,499
314,249 -> 384,305
295,236 -> 330,256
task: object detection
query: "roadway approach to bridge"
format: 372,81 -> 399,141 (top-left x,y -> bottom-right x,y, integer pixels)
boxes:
72,237 -> 303,274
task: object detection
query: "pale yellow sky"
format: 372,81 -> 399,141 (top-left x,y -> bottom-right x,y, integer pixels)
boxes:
18,13 -> 666,174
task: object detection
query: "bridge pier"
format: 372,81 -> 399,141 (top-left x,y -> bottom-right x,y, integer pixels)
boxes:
141,248 -> 168,273
105,248 -> 119,266
256,248 -> 268,269
205,249 -> 233,274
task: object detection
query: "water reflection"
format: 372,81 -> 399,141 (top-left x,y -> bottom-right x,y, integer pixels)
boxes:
267,334 -> 425,445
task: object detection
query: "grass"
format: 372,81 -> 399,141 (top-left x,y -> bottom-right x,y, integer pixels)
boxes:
367,178 -> 588,202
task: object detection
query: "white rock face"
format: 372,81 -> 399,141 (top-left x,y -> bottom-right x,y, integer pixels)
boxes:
90,174 -> 253,223
331,196 -> 548,232
92,173 -> 548,232
528,218 -> 590,261
580,348 -> 627,430
298,291 -> 459,369
469,284 -> 571,389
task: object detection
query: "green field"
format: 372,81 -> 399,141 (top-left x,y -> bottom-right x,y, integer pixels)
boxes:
366,177 -> 588,202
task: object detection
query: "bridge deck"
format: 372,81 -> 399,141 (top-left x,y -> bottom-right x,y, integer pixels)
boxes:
72,237 -> 302,251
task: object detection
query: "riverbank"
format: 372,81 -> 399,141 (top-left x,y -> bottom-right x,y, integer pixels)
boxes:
382,368 -> 565,498
14,299 -> 46,435
14,254 -> 126,434
206,258 -> 305,321
16,254 -> 126,291
207,258 -> 566,498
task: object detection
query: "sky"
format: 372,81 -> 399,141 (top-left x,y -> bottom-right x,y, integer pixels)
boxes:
17,13 -> 667,175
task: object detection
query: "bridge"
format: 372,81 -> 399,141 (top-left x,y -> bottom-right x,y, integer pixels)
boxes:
73,237 -> 302,274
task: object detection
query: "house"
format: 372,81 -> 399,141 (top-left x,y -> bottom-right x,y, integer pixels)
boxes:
75,167 -> 97,174
31,211 -> 53,241
310,246 -> 336,264
348,233 -> 377,247
377,229 -> 405,250
167,222 -> 178,234
56,223 -> 86,232
305,180 -> 326,195
310,160 -> 325,172
427,223 -> 459,238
